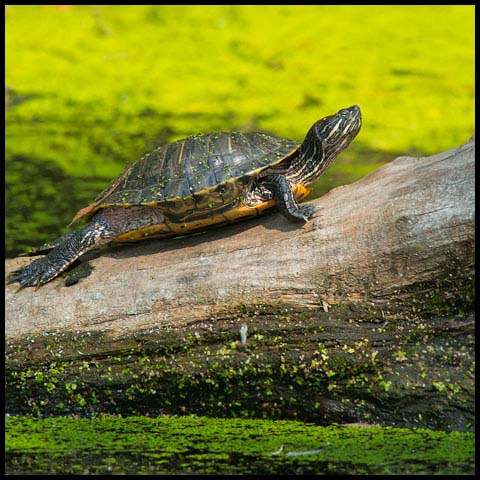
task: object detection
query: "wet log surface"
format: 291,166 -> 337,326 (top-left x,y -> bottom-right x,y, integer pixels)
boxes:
5,137 -> 475,431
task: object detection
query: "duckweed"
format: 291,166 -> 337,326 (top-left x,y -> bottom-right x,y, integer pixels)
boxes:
5,415 -> 474,475
5,5 -> 474,256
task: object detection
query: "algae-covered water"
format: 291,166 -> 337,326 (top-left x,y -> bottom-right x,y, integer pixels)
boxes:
5,415 -> 474,475
5,5 -> 474,256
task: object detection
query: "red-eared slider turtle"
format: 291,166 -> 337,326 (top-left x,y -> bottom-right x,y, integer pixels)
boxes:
9,105 -> 361,289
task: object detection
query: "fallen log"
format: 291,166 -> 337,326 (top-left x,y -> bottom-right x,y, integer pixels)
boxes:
5,136 -> 475,430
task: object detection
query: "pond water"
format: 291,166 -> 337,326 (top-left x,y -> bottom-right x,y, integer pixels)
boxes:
5,415 -> 475,475
5,5 -> 474,257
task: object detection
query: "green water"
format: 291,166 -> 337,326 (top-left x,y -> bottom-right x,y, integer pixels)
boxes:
5,415 -> 475,475
5,5 -> 474,256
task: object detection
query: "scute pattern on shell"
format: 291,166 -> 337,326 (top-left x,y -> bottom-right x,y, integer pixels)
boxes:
95,131 -> 298,220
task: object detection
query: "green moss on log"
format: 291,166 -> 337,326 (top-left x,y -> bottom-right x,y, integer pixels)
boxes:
5,300 -> 474,431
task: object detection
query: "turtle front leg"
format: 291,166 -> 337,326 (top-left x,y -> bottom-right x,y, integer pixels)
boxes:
8,218 -> 116,290
261,174 -> 315,222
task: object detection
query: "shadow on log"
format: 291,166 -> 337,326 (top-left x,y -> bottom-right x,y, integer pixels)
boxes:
5,137 -> 475,431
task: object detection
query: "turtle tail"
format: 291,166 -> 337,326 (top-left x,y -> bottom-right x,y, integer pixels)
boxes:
18,231 -> 85,257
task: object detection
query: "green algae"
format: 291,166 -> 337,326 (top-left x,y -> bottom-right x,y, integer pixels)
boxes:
5,415 -> 474,475
5,5 -> 474,256
5,300 -> 474,431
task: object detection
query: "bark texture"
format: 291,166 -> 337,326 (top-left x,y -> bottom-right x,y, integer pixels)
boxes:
5,137 -> 475,430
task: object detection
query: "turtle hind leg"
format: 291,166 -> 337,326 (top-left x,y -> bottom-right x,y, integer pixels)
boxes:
7,218 -> 117,290
261,174 -> 315,222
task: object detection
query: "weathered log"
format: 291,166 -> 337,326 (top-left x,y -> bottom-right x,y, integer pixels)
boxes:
5,137 -> 475,336
5,137 -> 475,430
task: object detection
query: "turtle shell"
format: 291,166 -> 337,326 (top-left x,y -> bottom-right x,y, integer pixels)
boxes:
71,131 -> 299,225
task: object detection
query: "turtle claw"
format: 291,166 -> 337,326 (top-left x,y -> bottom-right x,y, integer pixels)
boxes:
7,257 -> 59,289
289,204 -> 315,223
299,204 -> 315,220
10,275 -> 29,293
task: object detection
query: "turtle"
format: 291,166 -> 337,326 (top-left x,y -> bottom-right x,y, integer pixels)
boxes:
8,105 -> 361,289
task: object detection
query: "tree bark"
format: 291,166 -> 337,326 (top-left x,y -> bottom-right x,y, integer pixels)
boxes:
5,137 -> 475,430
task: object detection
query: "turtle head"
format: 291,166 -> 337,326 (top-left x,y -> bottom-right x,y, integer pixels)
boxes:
315,105 -> 362,148
290,105 -> 362,185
